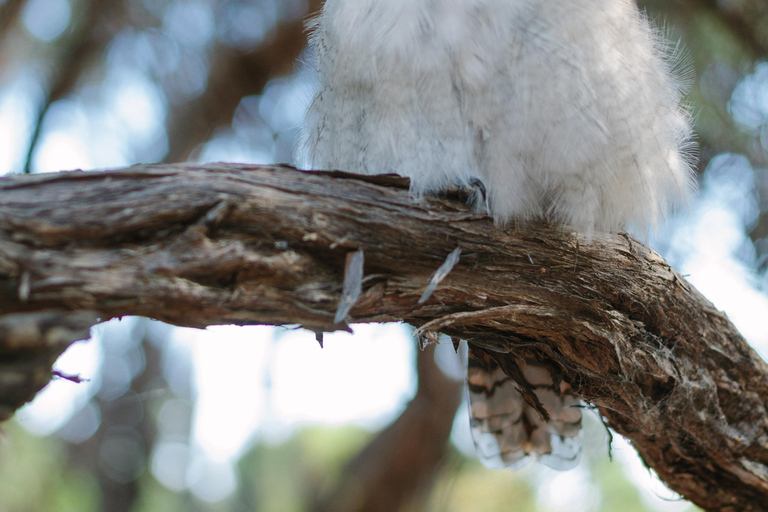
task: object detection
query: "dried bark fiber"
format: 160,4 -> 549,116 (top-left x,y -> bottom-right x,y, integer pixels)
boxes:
0,163 -> 767,510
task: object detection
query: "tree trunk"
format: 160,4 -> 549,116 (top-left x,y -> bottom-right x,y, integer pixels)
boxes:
311,343 -> 463,512
1,163 -> 767,511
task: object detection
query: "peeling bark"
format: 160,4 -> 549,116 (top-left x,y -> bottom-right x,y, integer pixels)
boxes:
0,163 -> 767,511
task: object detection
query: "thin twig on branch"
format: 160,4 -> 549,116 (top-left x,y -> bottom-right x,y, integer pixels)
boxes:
0,163 -> 767,511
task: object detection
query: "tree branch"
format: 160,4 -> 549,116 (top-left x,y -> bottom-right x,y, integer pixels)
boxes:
1,163 -> 767,511
162,0 -> 323,163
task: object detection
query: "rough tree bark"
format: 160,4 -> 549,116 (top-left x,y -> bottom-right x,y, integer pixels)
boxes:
1,163 -> 767,511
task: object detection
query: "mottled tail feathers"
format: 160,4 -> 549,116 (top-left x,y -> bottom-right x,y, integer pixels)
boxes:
467,349 -> 582,470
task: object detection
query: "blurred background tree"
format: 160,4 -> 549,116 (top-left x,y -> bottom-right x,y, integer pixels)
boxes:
1,0 -> 768,510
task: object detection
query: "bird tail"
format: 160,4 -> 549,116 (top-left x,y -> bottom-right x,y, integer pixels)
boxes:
466,349 -> 582,470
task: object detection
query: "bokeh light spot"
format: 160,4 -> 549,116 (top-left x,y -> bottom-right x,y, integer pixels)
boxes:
22,0 -> 71,42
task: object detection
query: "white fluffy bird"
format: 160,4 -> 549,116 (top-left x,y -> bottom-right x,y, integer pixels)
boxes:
298,0 -> 697,469
299,0 -> 696,232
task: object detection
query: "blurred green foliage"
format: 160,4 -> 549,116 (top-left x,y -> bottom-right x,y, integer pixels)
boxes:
0,419 -> 699,511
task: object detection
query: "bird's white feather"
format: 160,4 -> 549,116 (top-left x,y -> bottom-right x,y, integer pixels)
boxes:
298,0 -> 696,233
